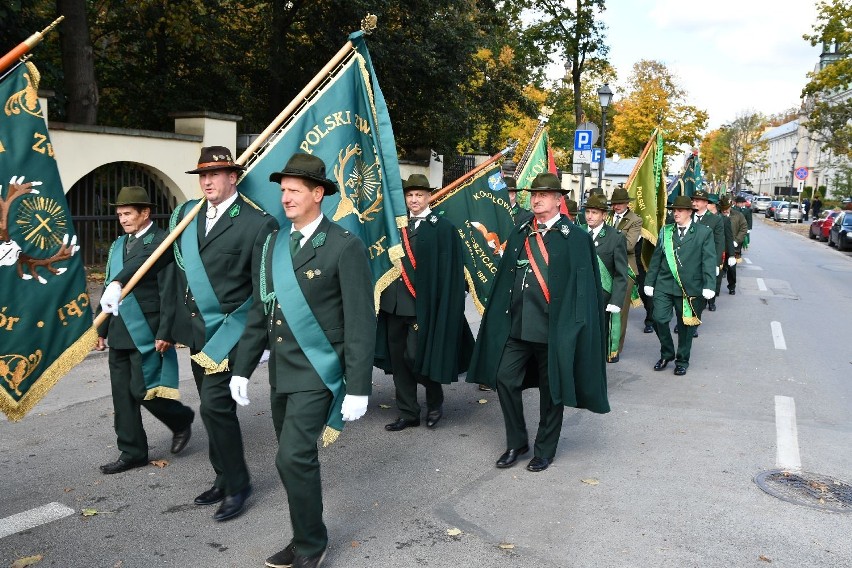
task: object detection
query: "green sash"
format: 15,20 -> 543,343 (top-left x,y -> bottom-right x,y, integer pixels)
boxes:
663,226 -> 701,326
106,236 -> 180,399
626,265 -> 641,307
594,254 -> 621,359
179,201 -> 253,374
271,233 -> 346,447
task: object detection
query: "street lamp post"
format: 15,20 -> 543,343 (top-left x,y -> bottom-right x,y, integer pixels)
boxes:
788,146 -> 799,222
596,83 -> 613,196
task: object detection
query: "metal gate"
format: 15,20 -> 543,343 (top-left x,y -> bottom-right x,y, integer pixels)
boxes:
442,154 -> 476,186
66,162 -> 176,267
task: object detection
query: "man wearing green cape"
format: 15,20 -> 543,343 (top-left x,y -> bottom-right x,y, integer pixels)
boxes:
232,153 -> 375,568
467,173 -> 609,473
645,195 -> 716,376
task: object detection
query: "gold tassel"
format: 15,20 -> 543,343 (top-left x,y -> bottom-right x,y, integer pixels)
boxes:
682,316 -> 701,326
2,326 -> 98,422
631,298 -> 643,308
190,351 -> 229,375
144,386 -> 181,401
321,426 -> 341,447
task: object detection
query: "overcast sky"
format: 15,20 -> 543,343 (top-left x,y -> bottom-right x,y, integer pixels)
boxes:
546,0 -> 823,130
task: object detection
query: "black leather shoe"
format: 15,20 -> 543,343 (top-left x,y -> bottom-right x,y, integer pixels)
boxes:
213,485 -> 252,522
171,425 -> 192,454
693,328 -> 699,338
526,456 -> 552,472
674,366 -> 687,376
194,486 -> 225,506
673,325 -> 679,333
293,549 -> 326,568
478,384 -> 493,391
426,407 -> 443,428
729,289 -> 736,295
385,417 -> 420,431
653,358 -> 672,371
643,323 -> 654,333
266,543 -> 295,568
607,354 -> 619,363
708,302 -> 717,312
496,445 -> 529,468
99,458 -> 147,474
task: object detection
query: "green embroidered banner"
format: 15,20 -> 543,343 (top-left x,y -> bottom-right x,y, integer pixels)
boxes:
514,128 -> 551,210
431,162 -> 515,313
0,61 -> 93,421
626,129 -> 666,269
238,32 -> 406,308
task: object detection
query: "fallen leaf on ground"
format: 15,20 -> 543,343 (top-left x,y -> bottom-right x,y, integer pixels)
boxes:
64,487 -> 73,492
581,478 -> 600,485
351,541 -> 360,547
759,555 -> 772,562
81,508 -> 98,516
150,459 -> 169,468
478,399 -> 488,404
446,528 -> 462,536
498,543 -> 515,550
11,555 -> 43,568
379,404 -> 391,409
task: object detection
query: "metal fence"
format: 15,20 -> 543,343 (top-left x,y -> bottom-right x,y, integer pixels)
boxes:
442,154 -> 476,186
66,162 -> 176,267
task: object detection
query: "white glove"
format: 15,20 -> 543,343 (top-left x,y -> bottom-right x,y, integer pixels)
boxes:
727,257 -> 736,267
100,281 -> 122,316
716,267 -> 720,276
733,241 -> 738,248
702,289 -> 715,300
605,304 -> 621,313
229,376 -> 250,406
747,230 -> 751,233
341,394 -> 368,421
644,286 -> 654,297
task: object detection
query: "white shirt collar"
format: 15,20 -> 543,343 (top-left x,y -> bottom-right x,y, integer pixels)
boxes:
677,221 -> 692,232
589,223 -> 604,239
410,206 -> 432,219
209,192 -> 239,218
536,213 -> 561,229
134,221 -> 153,239
291,213 -> 325,248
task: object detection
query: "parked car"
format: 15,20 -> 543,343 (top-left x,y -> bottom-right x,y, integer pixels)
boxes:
752,196 -> 772,213
775,202 -> 803,223
809,210 -> 841,241
828,211 -> 852,251
766,200 -> 785,219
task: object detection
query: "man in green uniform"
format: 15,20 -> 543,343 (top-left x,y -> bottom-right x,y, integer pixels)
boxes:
171,146 -> 277,522
691,190 -> 724,312
467,173 -> 609,472
732,195 -> 753,250
96,186 -> 194,474
721,196 -> 747,295
376,174 -> 474,431
580,194 -> 628,363
708,195 -> 735,301
607,186 -> 645,346
645,195 -> 717,376
230,153 -> 375,568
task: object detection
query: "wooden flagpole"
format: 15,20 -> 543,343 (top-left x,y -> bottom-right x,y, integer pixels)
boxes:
430,142 -> 519,203
0,16 -> 64,75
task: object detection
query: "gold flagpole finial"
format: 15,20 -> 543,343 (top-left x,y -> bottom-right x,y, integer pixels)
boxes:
361,14 -> 378,34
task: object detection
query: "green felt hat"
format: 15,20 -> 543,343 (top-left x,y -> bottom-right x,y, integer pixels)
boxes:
269,153 -> 338,195
110,186 -> 154,208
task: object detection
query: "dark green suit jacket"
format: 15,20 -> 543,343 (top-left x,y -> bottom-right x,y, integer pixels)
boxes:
694,210 -> 725,267
170,194 -> 277,351
646,223 -> 716,297
234,216 -> 375,396
467,215 -> 610,414
581,223 -> 628,307
97,225 -> 175,349
733,205 -> 753,230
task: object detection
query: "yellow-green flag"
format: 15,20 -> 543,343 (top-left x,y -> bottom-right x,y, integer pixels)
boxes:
626,129 -> 666,269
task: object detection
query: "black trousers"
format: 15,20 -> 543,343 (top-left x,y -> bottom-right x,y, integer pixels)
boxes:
495,338 -> 563,459
385,311 -> 443,420
191,355 -> 250,495
108,348 -> 194,462
652,291 -> 706,369
726,263 -> 737,291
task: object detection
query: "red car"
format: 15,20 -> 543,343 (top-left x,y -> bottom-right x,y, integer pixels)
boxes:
809,210 -> 840,241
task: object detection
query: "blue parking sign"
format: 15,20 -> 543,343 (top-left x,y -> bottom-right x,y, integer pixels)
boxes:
592,148 -> 605,163
574,130 -> 593,151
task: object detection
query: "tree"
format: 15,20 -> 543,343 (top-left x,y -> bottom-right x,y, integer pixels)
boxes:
57,0 -> 97,124
801,0 -> 851,159
608,59 -> 708,158
725,112 -> 769,191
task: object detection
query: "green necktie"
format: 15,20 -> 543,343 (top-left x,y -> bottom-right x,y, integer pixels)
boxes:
127,234 -> 136,243
290,230 -> 303,257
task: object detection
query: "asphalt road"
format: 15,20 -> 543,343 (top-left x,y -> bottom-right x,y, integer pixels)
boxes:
2,215 -> 851,568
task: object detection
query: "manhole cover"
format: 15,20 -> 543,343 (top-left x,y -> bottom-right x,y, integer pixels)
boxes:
754,469 -> 852,513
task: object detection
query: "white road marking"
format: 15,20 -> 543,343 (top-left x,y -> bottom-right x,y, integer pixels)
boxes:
757,278 -> 767,291
775,395 -> 802,471
0,502 -> 75,540
745,258 -> 752,264
770,321 -> 787,350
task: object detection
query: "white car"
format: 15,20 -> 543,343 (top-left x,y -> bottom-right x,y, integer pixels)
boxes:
752,196 -> 772,212
775,202 -> 803,223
